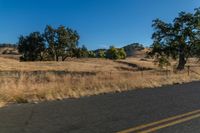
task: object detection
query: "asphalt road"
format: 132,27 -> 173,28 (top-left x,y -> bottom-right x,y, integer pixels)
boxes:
1,81 -> 200,133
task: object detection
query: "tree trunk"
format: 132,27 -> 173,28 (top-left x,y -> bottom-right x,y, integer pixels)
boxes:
56,56 -> 59,61
51,48 -> 57,61
62,56 -> 66,61
62,55 -> 68,61
177,45 -> 186,70
54,52 -> 58,61
53,52 -> 58,61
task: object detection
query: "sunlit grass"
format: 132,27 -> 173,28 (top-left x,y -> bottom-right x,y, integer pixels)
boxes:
0,57 -> 199,104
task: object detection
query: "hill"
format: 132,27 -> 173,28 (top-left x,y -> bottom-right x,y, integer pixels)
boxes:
122,43 -> 145,57
0,44 -> 20,60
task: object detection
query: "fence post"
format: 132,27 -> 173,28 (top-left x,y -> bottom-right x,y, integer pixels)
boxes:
187,65 -> 190,76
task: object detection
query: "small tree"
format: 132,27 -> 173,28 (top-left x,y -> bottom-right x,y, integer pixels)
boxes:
88,51 -> 96,58
18,32 -> 45,61
106,46 -> 118,59
117,48 -> 126,59
155,56 -> 171,69
106,46 -> 126,60
97,50 -> 106,58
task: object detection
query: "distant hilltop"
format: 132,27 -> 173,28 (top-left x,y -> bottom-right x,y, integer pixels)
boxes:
93,43 -> 149,58
122,43 -> 149,57
0,43 -> 18,55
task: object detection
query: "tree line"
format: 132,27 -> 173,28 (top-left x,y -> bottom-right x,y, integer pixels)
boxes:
18,25 -> 127,61
0,43 -> 17,48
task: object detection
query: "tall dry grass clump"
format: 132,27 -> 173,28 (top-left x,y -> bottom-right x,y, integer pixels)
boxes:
0,69 -> 199,104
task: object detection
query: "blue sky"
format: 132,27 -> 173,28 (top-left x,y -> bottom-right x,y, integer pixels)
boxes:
0,0 -> 199,50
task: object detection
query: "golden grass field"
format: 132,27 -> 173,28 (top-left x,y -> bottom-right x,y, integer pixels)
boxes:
0,56 -> 200,105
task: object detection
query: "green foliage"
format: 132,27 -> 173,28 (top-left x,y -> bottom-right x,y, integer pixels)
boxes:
106,46 -> 118,59
118,48 -> 127,59
88,51 -> 96,58
97,50 -> 106,58
18,32 -> 45,61
17,25 -> 129,61
44,25 -> 79,61
78,45 -> 89,58
155,56 -> 171,69
18,25 -> 81,61
106,46 -> 126,60
150,8 -> 200,70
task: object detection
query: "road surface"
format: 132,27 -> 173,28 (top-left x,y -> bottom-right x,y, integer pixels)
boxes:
1,81 -> 200,133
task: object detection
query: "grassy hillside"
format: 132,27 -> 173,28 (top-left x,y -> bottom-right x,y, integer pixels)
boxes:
0,56 -> 200,105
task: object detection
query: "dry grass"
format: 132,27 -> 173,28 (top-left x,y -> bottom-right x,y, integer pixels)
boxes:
0,57 -> 134,72
0,57 -> 200,105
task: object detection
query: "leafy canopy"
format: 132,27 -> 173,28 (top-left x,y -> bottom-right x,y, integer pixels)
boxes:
149,8 -> 200,70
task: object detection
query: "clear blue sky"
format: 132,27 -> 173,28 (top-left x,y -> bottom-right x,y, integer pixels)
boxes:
0,0 -> 199,50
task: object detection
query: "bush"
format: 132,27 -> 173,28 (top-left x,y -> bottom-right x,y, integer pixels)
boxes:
88,51 -> 96,58
106,46 -> 126,60
155,56 -> 171,69
97,50 -> 106,58
117,48 -> 126,59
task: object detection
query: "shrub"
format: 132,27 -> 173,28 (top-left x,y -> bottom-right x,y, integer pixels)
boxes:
106,46 -> 126,60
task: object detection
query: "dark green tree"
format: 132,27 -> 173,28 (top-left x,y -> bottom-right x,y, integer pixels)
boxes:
44,25 -> 57,61
149,8 -> 200,70
44,25 -> 79,61
18,32 -> 45,61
